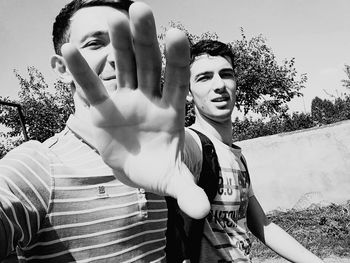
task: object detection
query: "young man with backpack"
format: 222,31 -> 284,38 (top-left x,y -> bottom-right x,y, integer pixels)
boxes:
165,39 -> 324,262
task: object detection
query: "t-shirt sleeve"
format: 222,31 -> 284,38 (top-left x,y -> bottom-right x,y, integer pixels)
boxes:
0,141 -> 51,259
182,129 -> 203,182
248,178 -> 254,198
240,154 -> 254,198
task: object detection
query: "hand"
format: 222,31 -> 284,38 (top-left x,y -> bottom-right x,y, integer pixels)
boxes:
61,2 -> 210,219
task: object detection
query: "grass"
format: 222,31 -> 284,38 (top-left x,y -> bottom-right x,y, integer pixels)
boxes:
250,201 -> 350,260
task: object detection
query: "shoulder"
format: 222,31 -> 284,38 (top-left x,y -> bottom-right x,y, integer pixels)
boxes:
3,140 -> 51,161
185,127 -> 202,152
0,140 -> 52,186
183,128 -> 203,178
231,144 -> 248,169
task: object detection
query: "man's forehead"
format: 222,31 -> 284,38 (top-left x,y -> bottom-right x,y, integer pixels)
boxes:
68,6 -> 128,41
70,5 -> 127,22
80,0 -> 129,4
191,54 -> 233,72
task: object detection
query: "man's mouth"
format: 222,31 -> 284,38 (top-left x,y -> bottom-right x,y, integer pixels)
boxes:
100,76 -> 116,81
99,74 -> 118,93
99,72 -> 116,81
212,95 -> 230,102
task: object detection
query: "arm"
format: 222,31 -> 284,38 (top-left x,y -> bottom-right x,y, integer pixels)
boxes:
247,195 -> 324,263
61,2 -> 209,219
0,142 -> 51,259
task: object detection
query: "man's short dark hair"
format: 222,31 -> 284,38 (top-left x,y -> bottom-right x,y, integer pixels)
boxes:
190,39 -> 235,69
52,0 -> 133,55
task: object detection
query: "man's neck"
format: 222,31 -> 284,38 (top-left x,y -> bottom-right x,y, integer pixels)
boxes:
73,95 -> 92,122
70,97 -> 96,143
193,114 -> 233,145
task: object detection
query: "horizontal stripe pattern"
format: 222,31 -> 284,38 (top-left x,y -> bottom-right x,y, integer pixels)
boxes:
1,126 -> 167,262
0,141 -> 52,256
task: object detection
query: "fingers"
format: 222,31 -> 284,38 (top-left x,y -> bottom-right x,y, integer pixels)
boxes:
129,2 -> 162,97
162,29 -> 190,109
108,12 -> 137,89
61,44 -> 108,105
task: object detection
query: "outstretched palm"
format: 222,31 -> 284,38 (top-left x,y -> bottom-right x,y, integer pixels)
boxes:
61,3 -> 209,219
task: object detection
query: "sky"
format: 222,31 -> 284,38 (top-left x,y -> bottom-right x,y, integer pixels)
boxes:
1,0 -> 350,114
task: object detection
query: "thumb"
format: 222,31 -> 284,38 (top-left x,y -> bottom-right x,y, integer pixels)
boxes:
177,182 -> 211,219
169,164 -> 211,219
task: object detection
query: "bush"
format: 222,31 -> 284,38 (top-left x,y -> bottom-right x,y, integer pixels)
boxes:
232,94 -> 350,142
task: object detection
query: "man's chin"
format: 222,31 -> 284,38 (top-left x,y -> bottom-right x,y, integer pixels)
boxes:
103,79 -> 118,93
204,112 -> 232,124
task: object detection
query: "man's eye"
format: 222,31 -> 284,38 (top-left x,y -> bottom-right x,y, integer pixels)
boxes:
83,40 -> 103,49
221,72 -> 235,79
197,75 -> 210,82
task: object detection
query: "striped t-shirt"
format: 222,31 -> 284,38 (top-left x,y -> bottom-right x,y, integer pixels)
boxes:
0,115 -> 167,262
184,127 -> 254,263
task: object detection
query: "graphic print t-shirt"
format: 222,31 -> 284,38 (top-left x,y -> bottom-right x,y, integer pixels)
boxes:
183,127 -> 254,263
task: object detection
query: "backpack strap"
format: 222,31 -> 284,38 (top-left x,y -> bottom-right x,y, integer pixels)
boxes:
191,128 -> 220,202
233,143 -> 251,182
165,128 -> 220,263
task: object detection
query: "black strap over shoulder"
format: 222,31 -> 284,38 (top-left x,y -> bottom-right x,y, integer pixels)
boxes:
165,128 -> 220,263
192,129 -> 220,202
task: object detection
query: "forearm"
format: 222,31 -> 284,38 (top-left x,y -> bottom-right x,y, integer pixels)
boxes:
263,222 -> 324,263
0,207 -> 16,259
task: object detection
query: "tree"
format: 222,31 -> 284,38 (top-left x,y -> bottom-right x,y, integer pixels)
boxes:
311,94 -> 350,125
0,66 -> 74,150
311,96 -> 336,125
159,24 -> 307,119
342,64 -> 350,89
0,134 -> 8,158
2,25 -> 308,155
333,96 -> 350,121
232,28 -> 307,116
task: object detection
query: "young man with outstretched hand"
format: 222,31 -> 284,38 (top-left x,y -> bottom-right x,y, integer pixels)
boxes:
60,3 -> 324,259
0,0 -> 324,261
0,0 -> 199,261
56,0 -> 325,261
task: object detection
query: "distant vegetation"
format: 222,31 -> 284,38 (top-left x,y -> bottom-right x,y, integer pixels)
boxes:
230,94 -> 350,142
1,29 -> 350,158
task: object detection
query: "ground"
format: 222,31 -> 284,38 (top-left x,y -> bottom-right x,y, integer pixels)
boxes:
253,256 -> 350,263
251,202 -> 350,263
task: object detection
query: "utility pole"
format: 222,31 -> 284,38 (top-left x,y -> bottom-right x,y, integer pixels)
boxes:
0,100 -> 29,141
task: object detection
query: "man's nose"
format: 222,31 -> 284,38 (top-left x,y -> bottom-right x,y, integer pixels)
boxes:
213,75 -> 225,93
106,45 -> 115,69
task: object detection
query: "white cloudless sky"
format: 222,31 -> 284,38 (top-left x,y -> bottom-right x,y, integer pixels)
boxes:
1,0 -> 350,114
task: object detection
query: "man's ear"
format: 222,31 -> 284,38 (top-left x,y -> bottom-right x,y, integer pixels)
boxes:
186,90 -> 194,103
50,55 -> 73,84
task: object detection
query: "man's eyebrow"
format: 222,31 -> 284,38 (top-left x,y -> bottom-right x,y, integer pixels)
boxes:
194,67 -> 234,80
220,68 -> 235,74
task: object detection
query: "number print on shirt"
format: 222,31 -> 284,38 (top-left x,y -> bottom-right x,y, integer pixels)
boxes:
218,175 -> 235,196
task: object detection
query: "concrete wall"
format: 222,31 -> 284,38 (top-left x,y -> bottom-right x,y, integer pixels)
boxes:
235,120 -> 350,212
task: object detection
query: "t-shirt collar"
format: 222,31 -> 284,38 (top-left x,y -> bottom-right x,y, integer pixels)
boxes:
66,114 -> 98,152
